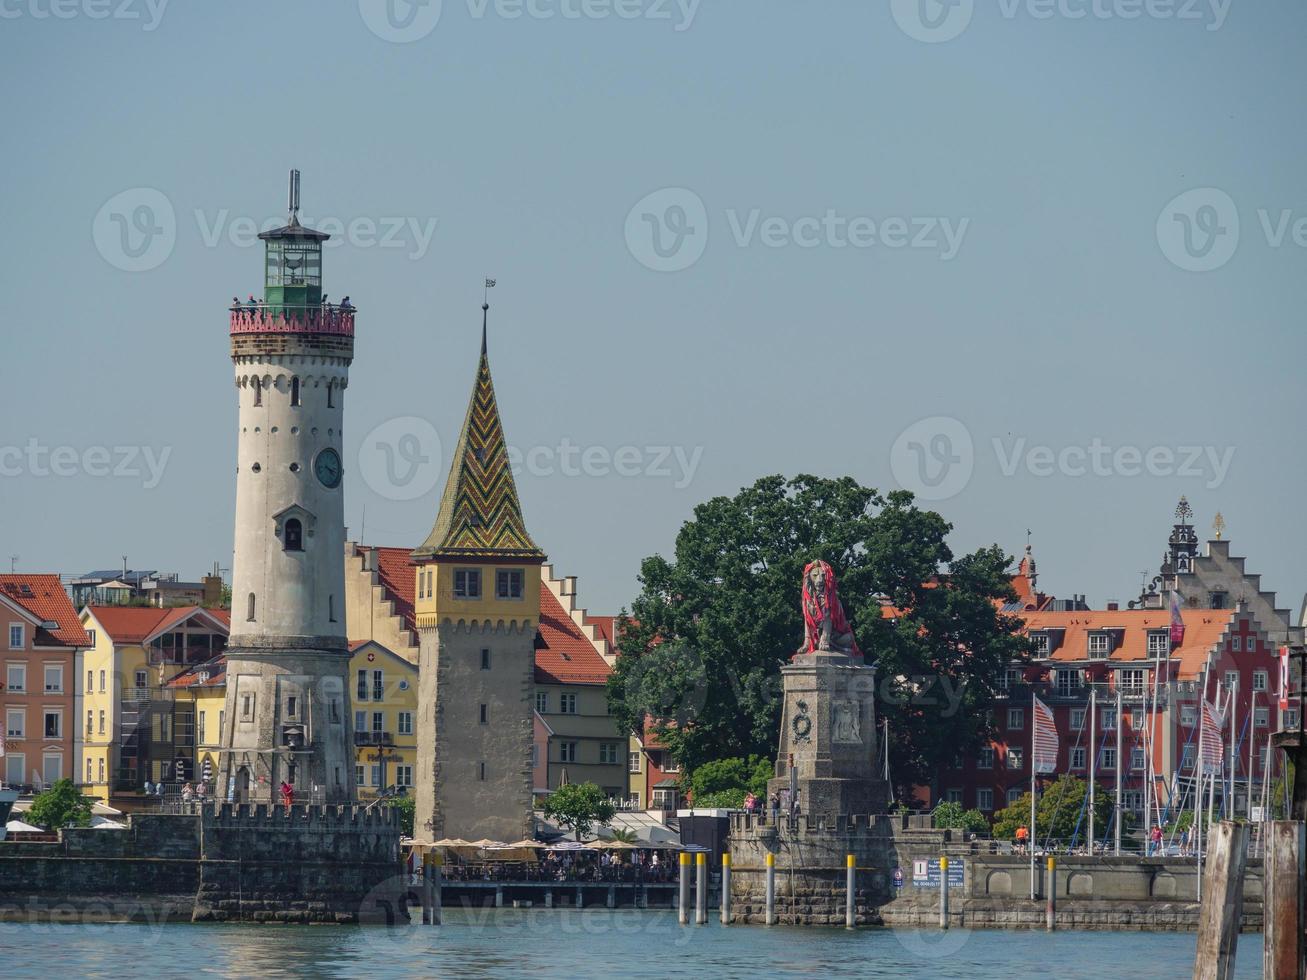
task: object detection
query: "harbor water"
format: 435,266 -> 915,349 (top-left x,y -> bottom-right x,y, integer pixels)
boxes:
0,910 -> 1265,978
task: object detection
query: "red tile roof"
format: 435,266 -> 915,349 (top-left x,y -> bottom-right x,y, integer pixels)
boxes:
166,656 -> 227,689
0,575 -> 90,647
584,614 -> 618,649
361,545 -> 611,686
87,605 -> 228,645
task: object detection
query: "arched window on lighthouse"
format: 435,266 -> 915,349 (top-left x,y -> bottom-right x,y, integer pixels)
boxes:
284,518 -> 304,552
327,383 -> 334,408
253,378 -> 262,406
246,593 -> 256,622
291,377 -> 301,407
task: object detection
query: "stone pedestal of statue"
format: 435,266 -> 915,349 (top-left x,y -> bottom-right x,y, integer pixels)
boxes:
767,651 -> 889,818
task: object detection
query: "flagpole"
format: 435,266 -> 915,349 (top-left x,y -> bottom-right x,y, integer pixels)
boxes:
1195,671 -> 1205,900
1088,686 -> 1096,850
1227,677 -> 1237,819
1030,689 -> 1036,902
1246,690 -> 1256,822
1114,687 -> 1123,856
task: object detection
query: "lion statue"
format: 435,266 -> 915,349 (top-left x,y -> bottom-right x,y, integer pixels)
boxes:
799,559 -> 862,659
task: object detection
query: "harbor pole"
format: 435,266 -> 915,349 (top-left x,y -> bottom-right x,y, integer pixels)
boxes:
939,855 -> 949,930
695,852 -> 707,925
421,852 -> 433,924
845,854 -> 856,929
1045,856 -> 1056,931
1193,821 -> 1247,980
678,852 -> 690,925
720,853 -> 731,925
431,850 -> 442,926
765,852 -> 776,925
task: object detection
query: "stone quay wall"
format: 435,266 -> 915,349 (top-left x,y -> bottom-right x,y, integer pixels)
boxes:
0,805 -> 406,925
727,812 -> 1265,931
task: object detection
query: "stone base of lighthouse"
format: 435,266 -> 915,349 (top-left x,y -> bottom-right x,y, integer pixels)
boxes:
217,640 -> 354,805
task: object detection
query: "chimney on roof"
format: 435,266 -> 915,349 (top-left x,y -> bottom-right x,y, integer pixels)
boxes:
362,549 -> 377,573
1107,602 -> 1119,611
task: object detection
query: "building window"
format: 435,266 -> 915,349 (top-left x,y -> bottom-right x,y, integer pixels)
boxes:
284,518 -> 303,552
1181,745 -> 1195,770
253,379 -> 262,406
327,384 -> 334,409
629,751 -> 642,773
479,762 -> 486,782
535,691 -> 548,714
8,624 -> 24,649
1120,668 -> 1145,694
4,663 -> 24,692
241,694 -> 254,720
355,765 -> 365,787
1254,707 -> 1269,728
86,758 -> 93,782
43,754 -> 62,784
330,698 -> 341,724
134,669 -> 147,691
87,669 -> 93,692
977,788 -> 994,811
246,593 -> 256,622
372,670 -> 384,702
1131,748 -> 1146,770
1055,669 -> 1080,696
1287,708 -> 1301,729
395,711 -> 412,735
357,669 -> 368,702
1003,667 -> 1022,691
44,711 -> 61,738
1223,670 -> 1239,692
291,377 -> 301,406
1231,636 -> 1242,652
372,711 -> 384,734
98,669 -> 105,693
1209,592 -> 1227,610
454,569 -> 482,599
395,765 -> 412,788
98,710 -> 105,735
198,711 -> 206,743
286,696 -> 298,719
1007,748 -> 1023,770
661,755 -> 680,773
86,710 -> 93,736
5,709 -> 24,738
481,649 -> 491,670
978,747 -> 994,769
530,744 -> 540,769
1247,637 -> 1257,653
328,595 -> 336,622
1071,747 -> 1085,770
1032,633 -> 1050,656
560,693 -> 577,715
1181,704 -> 1197,726
479,704 -> 489,725
599,743 -> 619,765
98,758 -> 104,782
1070,708 -> 1086,731
354,710 -> 366,732
496,570 -> 524,600
218,711 -> 224,737
1007,708 -> 1024,731
1007,787 -> 1024,806
560,742 -> 577,763
946,788 -> 963,804
1102,747 -> 1117,770
1132,711 -> 1145,731
1088,633 -> 1110,658
1101,708 -> 1117,730
1147,632 -> 1170,656
1253,670 -> 1268,692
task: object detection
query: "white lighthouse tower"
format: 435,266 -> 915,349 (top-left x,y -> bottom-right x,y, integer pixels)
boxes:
217,171 -> 355,804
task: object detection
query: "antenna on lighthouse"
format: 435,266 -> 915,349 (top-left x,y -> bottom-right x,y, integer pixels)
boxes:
288,169 -> 301,220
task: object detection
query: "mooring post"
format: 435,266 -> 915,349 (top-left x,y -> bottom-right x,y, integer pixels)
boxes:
1046,856 -> 1056,932
431,850 -> 442,926
939,855 -> 949,930
765,852 -> 777,926
845,854 -> 856,930
1263,821 -> 1305,980
1194,820 -> 1248,980
720,853 -> 732,925
421,852 -> 433,925
678,852 -> 690,925
695,852 -> 708,924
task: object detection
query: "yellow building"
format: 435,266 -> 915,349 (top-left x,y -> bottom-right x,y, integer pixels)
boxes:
166,658 -> 227,792
348,640 -> 418,798
78,606 -> 229,802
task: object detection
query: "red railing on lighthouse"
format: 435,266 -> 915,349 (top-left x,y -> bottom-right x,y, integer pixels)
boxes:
229,304 -> 355,337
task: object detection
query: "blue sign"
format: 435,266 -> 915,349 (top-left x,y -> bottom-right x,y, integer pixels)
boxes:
892,867 -> 904,889
911,858 -> 964,889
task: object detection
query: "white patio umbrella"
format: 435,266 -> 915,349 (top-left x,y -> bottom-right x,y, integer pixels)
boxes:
5,819 -> 43,834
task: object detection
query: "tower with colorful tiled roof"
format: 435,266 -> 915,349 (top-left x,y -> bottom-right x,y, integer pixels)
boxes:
411,302 -> 545,841
217,172 -> 355,805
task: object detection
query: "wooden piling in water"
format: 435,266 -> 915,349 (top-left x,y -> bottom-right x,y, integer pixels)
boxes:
1193,821 -> 1248,980
1264,821 -> 1305,980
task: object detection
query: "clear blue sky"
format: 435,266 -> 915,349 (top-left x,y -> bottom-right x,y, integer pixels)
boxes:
1,1 -> 1304,616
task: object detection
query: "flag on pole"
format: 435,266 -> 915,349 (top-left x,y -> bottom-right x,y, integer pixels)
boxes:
1280,645 -> 1291,712
1032,696 -> 1059,774
1169,591 -> 1186,647
485,278 -> 496,289
1199,699 -> 1224,775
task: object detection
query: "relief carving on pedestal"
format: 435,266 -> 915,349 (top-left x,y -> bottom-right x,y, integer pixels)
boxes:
791,699 -> 812,744
832,699 -> 861,744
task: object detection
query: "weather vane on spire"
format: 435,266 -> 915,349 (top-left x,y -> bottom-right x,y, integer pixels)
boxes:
481,278 -> 496,353
1175,495 -> 1193,526
1213,511 -> 1225,540
288,168 -> 301,221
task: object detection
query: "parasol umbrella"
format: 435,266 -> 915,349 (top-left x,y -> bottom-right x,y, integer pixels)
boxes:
5,819 -> 43,834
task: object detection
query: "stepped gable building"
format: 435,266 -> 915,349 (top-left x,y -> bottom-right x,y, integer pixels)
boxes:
0,575 -> 89,791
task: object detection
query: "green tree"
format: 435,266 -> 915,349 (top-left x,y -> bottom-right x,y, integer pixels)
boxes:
933,801 -> 990,835
385,795 -> 415,837
26,778 -> 92,830
543,782 -> 617,841
992,775 -> 1115,843
686,756 -> 772,806
606,475 -> 1029,795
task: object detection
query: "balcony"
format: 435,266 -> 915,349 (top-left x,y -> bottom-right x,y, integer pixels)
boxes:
229,303 -> 355,338
354,731 -> 394,747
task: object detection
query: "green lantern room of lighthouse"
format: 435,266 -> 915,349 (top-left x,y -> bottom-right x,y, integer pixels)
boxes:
257,169 -> 330,317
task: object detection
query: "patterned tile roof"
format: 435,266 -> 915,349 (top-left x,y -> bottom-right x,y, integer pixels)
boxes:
413,332 -> 544,563
0,575 -> 90,647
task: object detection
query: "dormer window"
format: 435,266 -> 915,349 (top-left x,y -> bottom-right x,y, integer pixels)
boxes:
454,569 -> 481,599
496,569 -> 524,600
1209,591 -> 1227,610
1088,633 -> 1111,658
1147,632 -> 1170,656
1032,633 -> 1050,656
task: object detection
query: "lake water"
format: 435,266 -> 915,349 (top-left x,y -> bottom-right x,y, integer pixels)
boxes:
0,912 -> 1265,978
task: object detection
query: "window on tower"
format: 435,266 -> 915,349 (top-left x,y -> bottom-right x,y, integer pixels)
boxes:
327,384 -> 334,408
454,569 -> 482,599
496,569 -> 524,600
246,593 -> 256,622
284,518 -> 304,552
291,377 -> 301,407
253,379 -> 262,406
